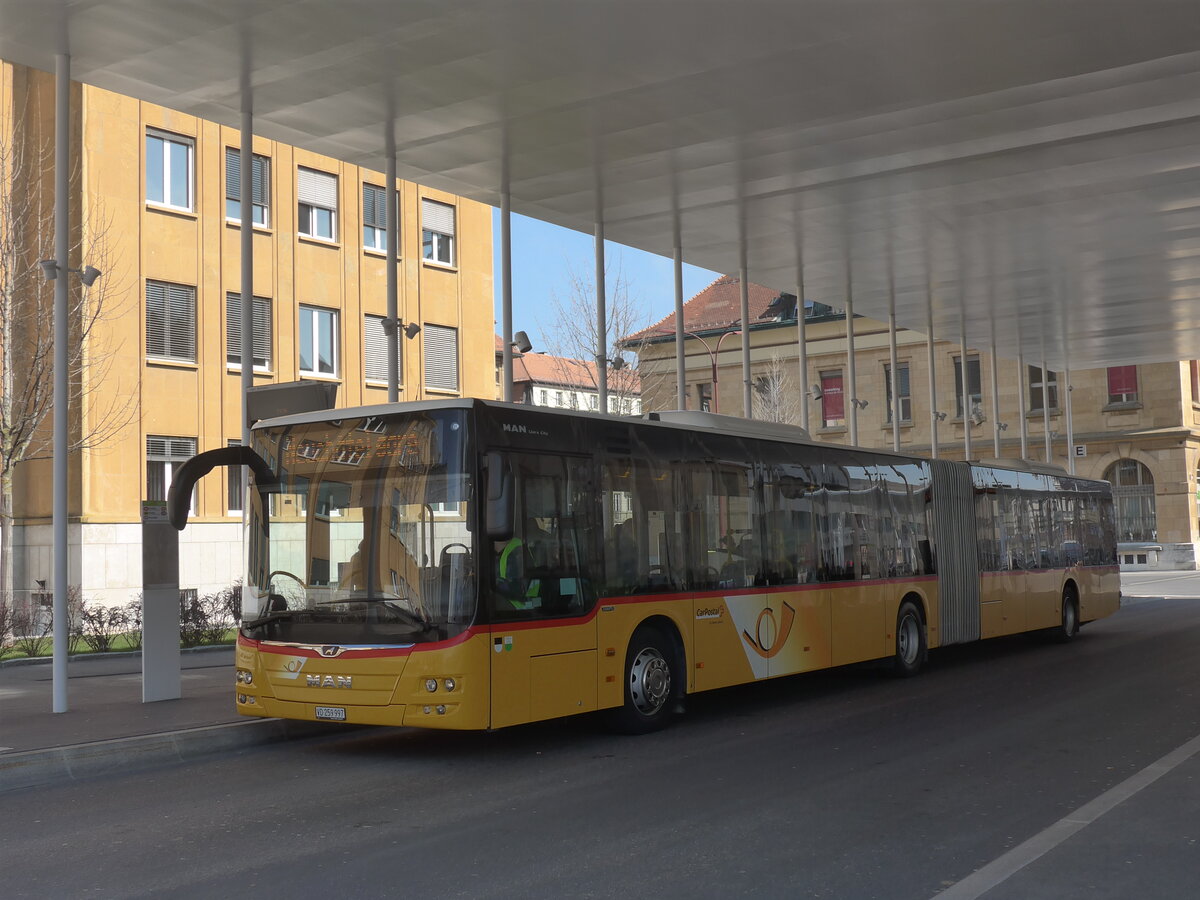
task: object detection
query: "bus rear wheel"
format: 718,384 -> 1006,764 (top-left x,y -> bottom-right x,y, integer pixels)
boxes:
1054,586 -> 1080,643
608,626 -> 676,734
891,601 -> 926,677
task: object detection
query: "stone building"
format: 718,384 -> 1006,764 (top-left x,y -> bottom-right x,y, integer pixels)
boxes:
630,275 -> 1200,570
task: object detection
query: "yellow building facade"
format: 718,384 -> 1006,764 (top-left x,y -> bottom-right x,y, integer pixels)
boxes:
3,62 -> 494,604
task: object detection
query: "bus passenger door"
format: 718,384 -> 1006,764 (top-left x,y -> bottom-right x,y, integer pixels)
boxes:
487,452 -> 599,728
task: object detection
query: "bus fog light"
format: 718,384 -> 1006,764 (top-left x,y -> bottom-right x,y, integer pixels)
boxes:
443,677 -> 456,692
423,705 -> 432,715
237,694 -> 247,704
424,678 -> 438,693
436,705 -> 446,715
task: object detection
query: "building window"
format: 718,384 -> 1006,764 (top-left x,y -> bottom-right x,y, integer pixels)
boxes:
1104,459 -> 1156,542
1106,365 -> 1138,405
225,148 -> 270,226
884,362 -> 911,424
226,293 -> 273,371
556,390 -> 565,407
299,306 -> 338,376
297,168 -> 337,241
145,280 -> 196,363
363,184 -> 397,252
1191,361 -> 1200,406
588,394 -> 598,411
364,314 -> 397,384
539,389 -> 548,405
697,383 -> 713,413
953,355 -> 982,418
147,436 -> 197,510
227,439 -> 243,514
1028,366 -> 1059,412
146,130 -> 193,211
421,199 -> 455,265
820,370 -> 844,428
423,324 -> 459,391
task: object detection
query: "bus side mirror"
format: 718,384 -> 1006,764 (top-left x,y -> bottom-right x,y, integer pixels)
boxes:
485,452 -> 513,541
167,445 -> 276,530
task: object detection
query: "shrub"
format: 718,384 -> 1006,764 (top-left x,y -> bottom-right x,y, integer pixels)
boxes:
77,599 -> 131,654
10,599 -> 53,658
180,587 -> 236,648
123,596 -> 143,650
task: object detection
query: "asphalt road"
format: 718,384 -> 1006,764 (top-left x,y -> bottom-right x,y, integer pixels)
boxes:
6,597 -> 1200,899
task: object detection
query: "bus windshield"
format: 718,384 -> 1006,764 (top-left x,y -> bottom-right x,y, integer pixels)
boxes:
242,409 -> 474,645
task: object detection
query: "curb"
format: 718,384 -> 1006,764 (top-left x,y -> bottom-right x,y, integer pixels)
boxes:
0,644 -> 234,669
0,718 -> 358,794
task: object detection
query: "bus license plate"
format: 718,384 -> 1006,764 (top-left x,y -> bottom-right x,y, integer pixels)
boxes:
315,706 -> 346,721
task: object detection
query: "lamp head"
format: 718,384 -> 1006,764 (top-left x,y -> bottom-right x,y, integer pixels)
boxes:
808,384 -> 823,400
39,259 -> 58,281
512,330 -> 532,353
79,265 -> 102,287
403,321 -> 421,340
610,355 -> 626,371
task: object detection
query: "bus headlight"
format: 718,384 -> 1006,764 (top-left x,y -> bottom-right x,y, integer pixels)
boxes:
424,678 -> 439,693
443,677 -> 457,692
236,669 -> 253,685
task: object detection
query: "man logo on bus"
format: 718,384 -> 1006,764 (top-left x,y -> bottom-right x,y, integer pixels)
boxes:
742,602 -> 797,659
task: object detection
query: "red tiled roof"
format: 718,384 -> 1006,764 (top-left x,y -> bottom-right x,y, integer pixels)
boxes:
622,274 -> 787,344
513,352 -> 640,394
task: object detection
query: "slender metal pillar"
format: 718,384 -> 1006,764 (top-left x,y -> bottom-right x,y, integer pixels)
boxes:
501,188 -> 514,402
595,218 -> 607,413
797,261 -> 809,431
739,258 -> 751,417
990,342 -> 1001,458
887,246 -> 900,451
961,322 -> 971,461
673,236 -> 686,410
846,278 -> 858,446
926,295 -> 938,459
386,137 -> 399,402
1065,359 -> 1075,474
240,110 -> 254,439
1017,353 -> 1029,459
52,53 -> 70,712
1041,351 -> 1052,462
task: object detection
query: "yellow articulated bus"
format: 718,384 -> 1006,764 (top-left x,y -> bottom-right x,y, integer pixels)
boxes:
169,398 -> 1120,733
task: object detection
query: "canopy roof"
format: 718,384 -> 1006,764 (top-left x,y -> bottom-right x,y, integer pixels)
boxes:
3,1 -> 1200,369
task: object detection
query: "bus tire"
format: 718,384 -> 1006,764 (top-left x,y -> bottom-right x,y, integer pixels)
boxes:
891,600 -> 926,677
608,625 -> 676,734
1054,585 -> 1080,643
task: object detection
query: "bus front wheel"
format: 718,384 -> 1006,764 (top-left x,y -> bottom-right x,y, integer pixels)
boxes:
608,626 -> 676,734
892,601 -> 926,677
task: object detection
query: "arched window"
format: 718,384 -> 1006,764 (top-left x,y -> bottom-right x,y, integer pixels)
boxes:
1104,459 -> 1156,542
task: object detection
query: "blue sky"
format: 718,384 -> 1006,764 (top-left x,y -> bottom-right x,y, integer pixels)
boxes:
491,210 -> 720,352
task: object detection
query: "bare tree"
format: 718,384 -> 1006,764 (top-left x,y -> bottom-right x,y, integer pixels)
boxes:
539,258 -> 655,415
0,97 -> 134,597
752,353 -> 800,424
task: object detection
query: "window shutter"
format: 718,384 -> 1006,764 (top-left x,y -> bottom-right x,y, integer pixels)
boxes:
227,293 -> 273,367
1107,365 -> 1136,396
147,436 -> 196,462
252,155 -> 269,206
146,281 -> 167,358
423,324 -> 458,391
298,168 -> 338,209
364,314 -> 390,382
225,147 -> 240,200
147,280 -> 195,362
364,185 -> 389,229
421,199 -> 455,236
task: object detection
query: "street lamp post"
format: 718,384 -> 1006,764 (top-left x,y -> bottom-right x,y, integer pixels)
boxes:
662,327 -> 742,414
